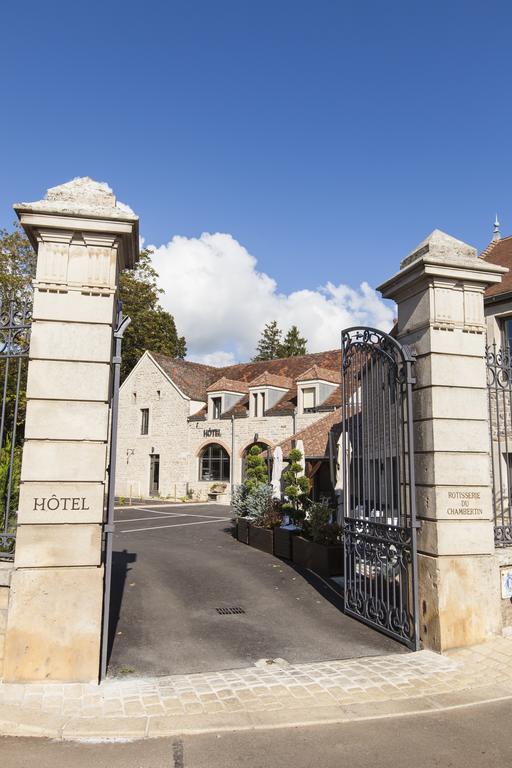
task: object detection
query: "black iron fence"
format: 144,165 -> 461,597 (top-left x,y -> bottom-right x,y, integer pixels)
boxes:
0,294 -> 32,558
486,342 -> 512,547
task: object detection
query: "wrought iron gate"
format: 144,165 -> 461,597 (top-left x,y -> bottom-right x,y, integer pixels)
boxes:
486,341 -> 512,547
0,294 -> 31,559
341,327 -> 419,650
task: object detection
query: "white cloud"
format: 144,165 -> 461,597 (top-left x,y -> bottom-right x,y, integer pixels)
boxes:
149,232 -> 395,363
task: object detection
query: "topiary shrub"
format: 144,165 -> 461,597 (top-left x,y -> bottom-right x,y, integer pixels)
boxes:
282,447 -> 310,525
244,444 -> 268,492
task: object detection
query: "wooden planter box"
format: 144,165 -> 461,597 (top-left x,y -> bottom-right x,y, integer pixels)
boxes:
309,541 -> 343,578
292,536 -> 344,577
236,517 -> 251,545
273,526 -> 297,560
249,525 -> 274,555
291,535 -> 311,570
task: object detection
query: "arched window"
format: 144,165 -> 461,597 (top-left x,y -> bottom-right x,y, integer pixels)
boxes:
199,444 -> 230,482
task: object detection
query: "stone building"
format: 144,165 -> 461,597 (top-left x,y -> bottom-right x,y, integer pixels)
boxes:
115,349 -> 343,501
481,222 -> 512,631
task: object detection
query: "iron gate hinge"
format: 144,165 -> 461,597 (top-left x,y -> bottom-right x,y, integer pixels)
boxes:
104,524 -> 115,534
112,355 -> 122,365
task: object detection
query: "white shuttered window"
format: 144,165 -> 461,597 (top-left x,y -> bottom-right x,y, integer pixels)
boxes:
302,387 -> 316,410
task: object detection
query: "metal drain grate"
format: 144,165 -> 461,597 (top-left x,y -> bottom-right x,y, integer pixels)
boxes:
216,607 -> 245,615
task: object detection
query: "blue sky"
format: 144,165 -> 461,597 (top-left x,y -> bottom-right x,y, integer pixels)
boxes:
2,1 -> 511,361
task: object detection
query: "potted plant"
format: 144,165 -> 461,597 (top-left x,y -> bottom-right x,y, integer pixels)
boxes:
232,484 -> 253,543
276,446 -> 310,560
248,486 -> 279,555
273,515 -> 299,560
233,445 -> 275,550
293,503 -> 344,577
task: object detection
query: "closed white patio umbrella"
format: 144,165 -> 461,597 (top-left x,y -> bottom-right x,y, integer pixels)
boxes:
335,432 -> 352,523
271,446 -> 284,499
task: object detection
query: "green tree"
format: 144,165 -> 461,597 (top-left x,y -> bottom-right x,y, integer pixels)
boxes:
0,228 -> 187,394
244,444 -> 268,492
281,325 -> 307,357
119,248 -> 187,379
253,320 -> 283,361
0,227 -> 36,450
282,447 -> 310,524
0,225 -> 36,297
0,433 -> 21,555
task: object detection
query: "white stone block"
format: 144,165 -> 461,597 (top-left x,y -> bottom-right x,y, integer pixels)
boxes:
402,326 -> 486,358
414,418 -> 489,453
26,360 -> 110,401
413,386 -> 487,421
415,452 -> 490,487
25,400 -> 109,442
414,353 -> 487,389
18,482 -> 105,524
30,321 -> 112,363
33,289 -> 115,324
21,441 -> 107,482
415,484 -> 491,522
419,553 -> 501,651
418,518 -> 495,557
3,566 -> 103,682
14,524 -> 102,567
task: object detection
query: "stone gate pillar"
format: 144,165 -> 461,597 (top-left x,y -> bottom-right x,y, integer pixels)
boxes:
379,230 -> 506,652
3,178 -> 139,682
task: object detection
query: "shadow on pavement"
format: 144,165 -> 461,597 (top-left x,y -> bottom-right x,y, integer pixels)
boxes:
223,524 -> 345,612
108,549 -> 137,665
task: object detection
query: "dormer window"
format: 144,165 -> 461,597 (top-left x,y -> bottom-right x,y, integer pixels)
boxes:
248,372 -> 292,418
212,396 -> 222,419
296,365 -> 340,415
206,378 -> 249,420
302,387 -> 316,412
251,391 -> 267,417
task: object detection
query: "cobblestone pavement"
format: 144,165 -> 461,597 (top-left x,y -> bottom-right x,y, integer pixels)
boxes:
1,638 -> 512,740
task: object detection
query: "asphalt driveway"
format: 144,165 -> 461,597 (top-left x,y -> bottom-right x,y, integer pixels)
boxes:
107,502 -> 404,677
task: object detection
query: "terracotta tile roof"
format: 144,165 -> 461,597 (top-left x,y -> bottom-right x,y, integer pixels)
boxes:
150,353 -> 220,402
146,349 -> 342,402
296,365 -> 341,384
248,371 -> 293,389
220,349 -> 342,384
277,409 -> 343,459
206,377 -> 249,394
482,237 -> 512,298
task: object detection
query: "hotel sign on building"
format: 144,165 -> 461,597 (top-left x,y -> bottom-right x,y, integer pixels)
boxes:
115,350 -> 343,501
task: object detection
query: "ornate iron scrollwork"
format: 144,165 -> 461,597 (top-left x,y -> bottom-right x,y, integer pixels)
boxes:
486,341 -> 512,548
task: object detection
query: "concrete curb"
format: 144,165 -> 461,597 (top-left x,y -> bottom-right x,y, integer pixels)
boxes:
2,683 -> 512,741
